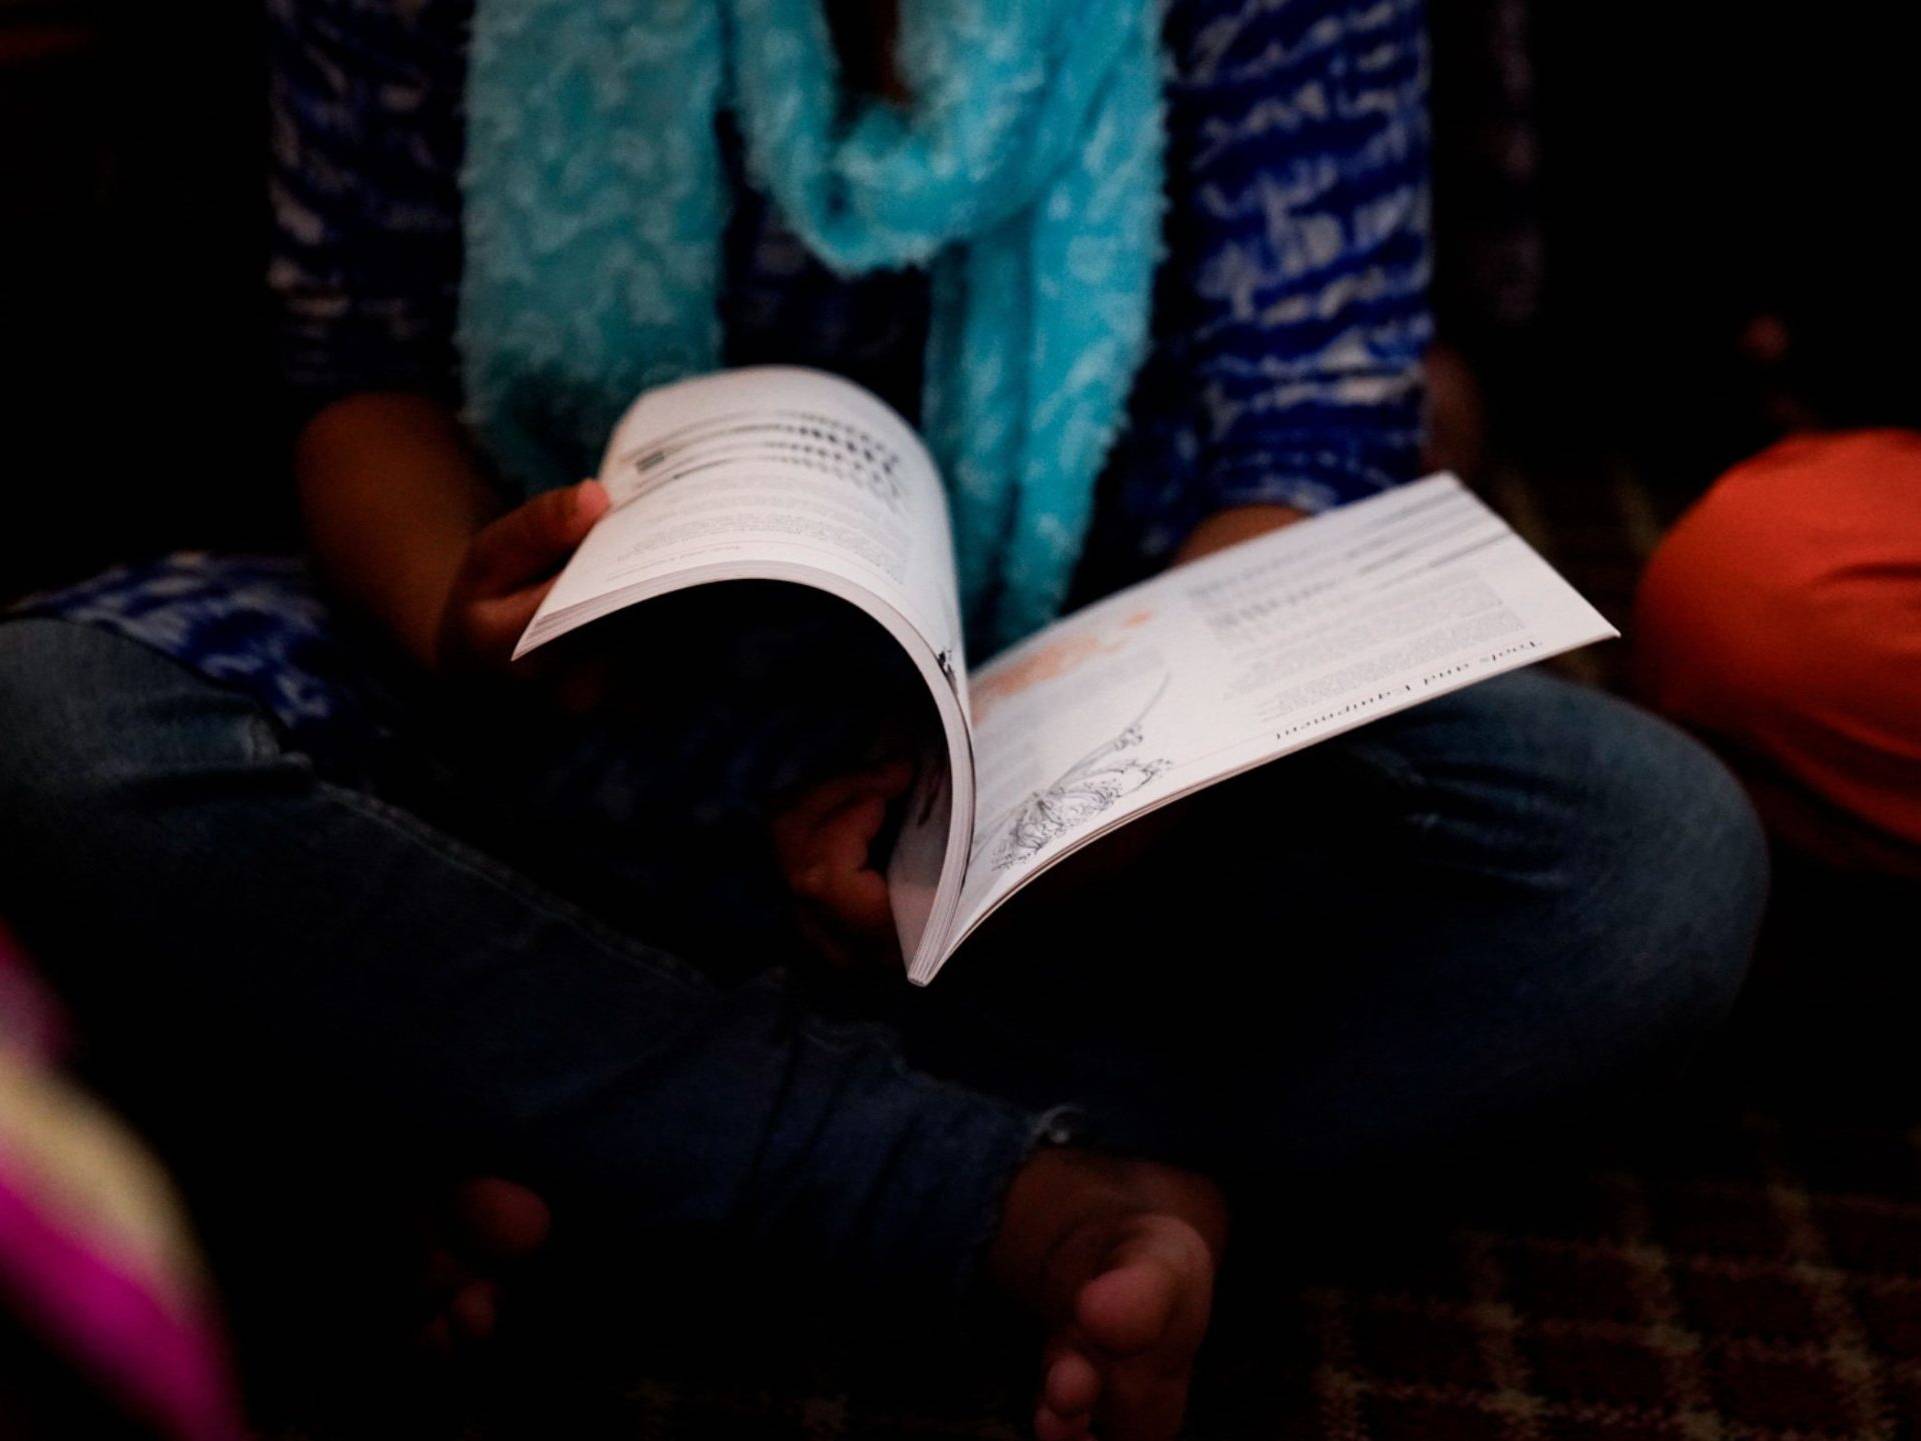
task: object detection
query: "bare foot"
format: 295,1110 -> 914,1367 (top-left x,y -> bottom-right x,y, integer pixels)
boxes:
991,1151 -> 1227,1441
417,1177 -> 551,1355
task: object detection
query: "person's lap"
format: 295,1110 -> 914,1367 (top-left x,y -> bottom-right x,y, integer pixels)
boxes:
374,595 -> 1767,1173
0,608 -> 1766,1195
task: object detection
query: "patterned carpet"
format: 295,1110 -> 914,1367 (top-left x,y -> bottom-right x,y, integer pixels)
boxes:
1219,1115 -> 1921,1441
286,1099 -> 1921,1440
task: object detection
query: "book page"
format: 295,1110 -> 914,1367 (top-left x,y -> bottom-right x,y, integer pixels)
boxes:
921,475 -> 1616,980
516,367 -> 966,677
512,366 -> 977,972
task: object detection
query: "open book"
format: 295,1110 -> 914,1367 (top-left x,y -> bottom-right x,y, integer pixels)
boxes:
517,367 -> 1617,984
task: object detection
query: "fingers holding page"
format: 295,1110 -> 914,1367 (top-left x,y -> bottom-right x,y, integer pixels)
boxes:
771,760 -> 915,967
437,480 -> 610,684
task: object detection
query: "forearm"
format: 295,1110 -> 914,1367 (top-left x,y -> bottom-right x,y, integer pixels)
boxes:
295,391 -> 502,671
1173,503 -> 1306,565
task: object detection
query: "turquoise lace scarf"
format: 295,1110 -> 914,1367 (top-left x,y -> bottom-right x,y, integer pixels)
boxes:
459,0 -> 1164,652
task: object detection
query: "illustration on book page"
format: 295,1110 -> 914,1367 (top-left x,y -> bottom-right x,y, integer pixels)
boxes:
976,671 -> 1173,873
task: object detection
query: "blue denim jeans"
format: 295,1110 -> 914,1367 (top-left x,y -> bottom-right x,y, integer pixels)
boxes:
0,618 -> 1767,1299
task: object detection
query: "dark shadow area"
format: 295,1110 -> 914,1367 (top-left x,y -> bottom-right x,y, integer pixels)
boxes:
2,0 -> 288,603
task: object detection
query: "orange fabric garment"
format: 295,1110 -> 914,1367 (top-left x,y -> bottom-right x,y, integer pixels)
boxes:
1634,429 -> 1921,873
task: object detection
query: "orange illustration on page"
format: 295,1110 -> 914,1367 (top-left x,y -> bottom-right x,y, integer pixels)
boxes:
972,608 -> 1156,725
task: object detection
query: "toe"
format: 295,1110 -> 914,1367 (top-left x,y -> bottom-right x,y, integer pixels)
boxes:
419,1313 -> 454,1358
1076,1220 -> 1215,1441
452,1178 -> 551,1261
1043,1345 -> 1101,1416
450,1278 -> 500,1343
1076,1252 -> 1180,1356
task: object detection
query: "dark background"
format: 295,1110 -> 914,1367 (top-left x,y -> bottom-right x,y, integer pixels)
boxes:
4,1 -> 1918,601
3,0 -> 284,597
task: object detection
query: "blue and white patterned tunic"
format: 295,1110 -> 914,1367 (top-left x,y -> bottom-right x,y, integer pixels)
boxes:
20,0 -> 1431,779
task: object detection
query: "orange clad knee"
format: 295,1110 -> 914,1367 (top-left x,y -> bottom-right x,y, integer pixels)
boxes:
1633,429 -> 1921,859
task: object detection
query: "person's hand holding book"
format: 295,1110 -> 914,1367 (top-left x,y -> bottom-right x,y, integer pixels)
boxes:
435,479 -> 612,708
770,758 -> 914,969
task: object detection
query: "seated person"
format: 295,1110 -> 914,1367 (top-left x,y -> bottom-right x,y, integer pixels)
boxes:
0,3 -> 1765,1438
1636,394 -> 1921,879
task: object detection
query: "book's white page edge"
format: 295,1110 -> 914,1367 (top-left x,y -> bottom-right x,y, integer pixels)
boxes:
515,366 -> 966,674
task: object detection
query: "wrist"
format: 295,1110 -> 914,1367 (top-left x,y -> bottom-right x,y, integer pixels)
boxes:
293,390 -> 501,675
418,543 -> 477,677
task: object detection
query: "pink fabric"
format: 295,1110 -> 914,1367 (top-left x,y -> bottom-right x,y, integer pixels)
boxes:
0,1177 -> 247,1440
0,923 -> 247,1440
